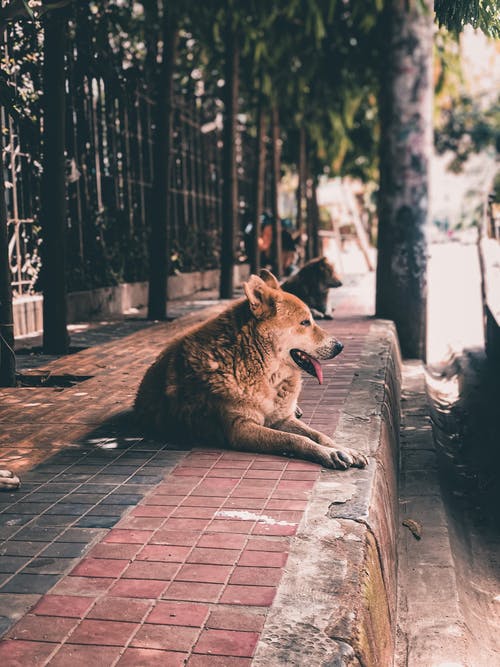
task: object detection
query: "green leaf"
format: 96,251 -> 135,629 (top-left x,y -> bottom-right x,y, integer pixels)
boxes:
314,10 -> 326,43
254,40 -> 266,64
0,0 -> 34,27
360,13 -> 377,32
327,0 -> 338,24
213,21 -> 220,45
262,72 -> 272,98
36,0 -> 72,16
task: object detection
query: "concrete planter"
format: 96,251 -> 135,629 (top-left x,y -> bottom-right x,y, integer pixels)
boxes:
13,264 -> 250,338
479,238 -> 500,367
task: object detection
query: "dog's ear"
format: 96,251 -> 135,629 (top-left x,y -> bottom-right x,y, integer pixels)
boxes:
258,268 -> 281,290
244,275 -> 277,319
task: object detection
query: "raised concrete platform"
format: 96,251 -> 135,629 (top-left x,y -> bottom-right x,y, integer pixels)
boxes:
254,321 -> 401,667
0,274 -> 403,665
13,264 -> 250,338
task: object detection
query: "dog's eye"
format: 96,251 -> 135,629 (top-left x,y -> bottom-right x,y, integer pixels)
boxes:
300,319 -> 311,327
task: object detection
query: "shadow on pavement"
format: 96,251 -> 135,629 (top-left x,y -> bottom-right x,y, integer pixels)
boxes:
426,347 -> 500,664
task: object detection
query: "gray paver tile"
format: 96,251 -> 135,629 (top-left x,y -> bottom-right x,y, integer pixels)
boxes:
32,515 -> 75,527
88,474 -> 132,484
42,483 -> 79,493
18,492 -> 64,503
126,474 -> 163,484
25,557 -> 75,575
2,503 -> 52,515
45,503 -> 93,516
0,572 -> 60,594
0,556 -> 30,573
65,494 -> 106,504
0,527 -> 20,540
18,472 -> 54,482
0,495 -> 21,506
55,473 -> 93,483
101,494 -> 143,505
75,516 -> 121,529
40,542 -> 89,559
75,484 -> 120,494
0,542 -> 45,557
56,528 -> 104,542
87,505 -> 132,516
11,527 -> 62,542
0,516 -> 31,528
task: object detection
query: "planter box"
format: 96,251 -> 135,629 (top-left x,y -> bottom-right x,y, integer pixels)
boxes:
13,264 -> 250,338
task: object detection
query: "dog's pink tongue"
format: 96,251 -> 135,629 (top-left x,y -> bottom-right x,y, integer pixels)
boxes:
310,357 -> 323,384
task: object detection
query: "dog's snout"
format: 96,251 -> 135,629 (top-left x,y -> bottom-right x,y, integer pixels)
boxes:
333,341 -> 344,357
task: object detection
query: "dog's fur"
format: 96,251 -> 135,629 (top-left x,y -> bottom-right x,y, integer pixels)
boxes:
134,272 -> 366,469
277,256 -> 342,319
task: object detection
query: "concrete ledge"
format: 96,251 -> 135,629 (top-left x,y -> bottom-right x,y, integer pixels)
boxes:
479,238 -> 500,367
253,320 -> 402,666
13,264 -> 250,337
12,294 -> 43,337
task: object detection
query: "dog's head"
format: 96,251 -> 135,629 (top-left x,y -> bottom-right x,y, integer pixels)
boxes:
243,273 -> 343,384
307,256 -> 342,288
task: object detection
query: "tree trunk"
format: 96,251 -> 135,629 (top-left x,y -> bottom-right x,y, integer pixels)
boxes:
270,103 -> 282,278
305,175 -> 320,260
250,89 -> 266,274
375,0 -> 433,360
0,114 -> 15,387
147,5 -> 178,320
220,18 -> 239,299
305,176 -> 314,260
41,6 -> 69,354
143,0 -> 159,85
296,125 -> 306,255
310,178 -> 320,258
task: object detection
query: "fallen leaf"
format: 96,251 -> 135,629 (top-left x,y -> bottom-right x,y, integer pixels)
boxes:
402,518 -> 422,540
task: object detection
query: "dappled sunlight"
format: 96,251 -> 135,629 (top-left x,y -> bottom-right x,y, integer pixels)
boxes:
425,365 -> 460,407
93,438 -> 119,450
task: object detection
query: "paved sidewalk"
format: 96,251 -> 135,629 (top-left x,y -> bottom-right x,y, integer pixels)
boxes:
396,361 -> 468,667
0,273 -> 399,666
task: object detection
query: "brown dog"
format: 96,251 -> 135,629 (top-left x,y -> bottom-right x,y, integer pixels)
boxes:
134,272 -> 366,469
277,256 -> 342,319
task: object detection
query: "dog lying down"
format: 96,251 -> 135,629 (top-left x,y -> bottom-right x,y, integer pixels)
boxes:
277,256 -> 342,319
135,270 -> 366,470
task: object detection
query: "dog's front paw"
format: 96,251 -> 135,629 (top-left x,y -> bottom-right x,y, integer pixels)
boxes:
328,447 -> 368,470
0,470 -> 20,491
295,405 -> 303,419
310,308 -> 325,320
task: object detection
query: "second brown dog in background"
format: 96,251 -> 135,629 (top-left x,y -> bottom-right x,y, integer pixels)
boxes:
262,256 -> 342,320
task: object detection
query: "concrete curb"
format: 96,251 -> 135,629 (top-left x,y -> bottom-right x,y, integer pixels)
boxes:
253,320 -> 402,666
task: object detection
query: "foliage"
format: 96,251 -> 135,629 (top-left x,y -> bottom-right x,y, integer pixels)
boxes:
433,18 -> 499,174
435,0 -> 500,38
435,92 -> 500,171
434,27 -> 463,107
